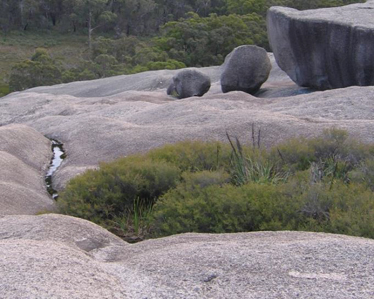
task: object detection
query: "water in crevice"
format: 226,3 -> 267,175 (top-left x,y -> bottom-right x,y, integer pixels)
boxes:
45,139 -> 66,199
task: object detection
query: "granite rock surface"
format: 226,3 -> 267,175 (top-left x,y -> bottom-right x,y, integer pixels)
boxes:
1,59 -> 374,191
0,125 -> 55,215
1,216 -> 373,299
267,1 -> 374,90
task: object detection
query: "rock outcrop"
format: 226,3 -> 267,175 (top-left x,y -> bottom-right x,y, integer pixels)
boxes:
167,69 -> 211,99
1,40 -> 374,298
1,217 -> 373,298
221,45 -> 271,94
0,125 -> 56,215
2,71 -> 374,190
267,1 -> 374,90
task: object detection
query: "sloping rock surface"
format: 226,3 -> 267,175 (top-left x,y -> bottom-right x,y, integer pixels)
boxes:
2,84 -> 374,190
0,125 -> 55,214
27,67 -> 223,98
0,54 -> 374,193
1,215 -> 373,298
267,1 -> 374,90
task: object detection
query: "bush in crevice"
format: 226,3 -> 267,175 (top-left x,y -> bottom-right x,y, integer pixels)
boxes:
58,157 -> 180,240
147,140 -> 233,172
227,133 -> 288,185
150,182 -> 303,237
58,129 -> 374,241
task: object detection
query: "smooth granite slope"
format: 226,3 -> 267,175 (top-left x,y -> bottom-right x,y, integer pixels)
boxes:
1,215 -> 373,298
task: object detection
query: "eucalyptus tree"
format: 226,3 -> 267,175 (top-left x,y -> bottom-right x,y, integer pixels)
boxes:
38,0 -> 65,26
66,0 -> 117,49
225,0 -> 266,15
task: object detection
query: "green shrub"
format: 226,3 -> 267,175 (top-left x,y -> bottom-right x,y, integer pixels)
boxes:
0,84 -> 10,97
273,128 -> 373,175
58,130 -> 374,241
328,183 -> 374,238
181,170 -> 230,190
299,181 -> 374,238
150,182 -> 303,237
31,48 -> 50,62
147,140 -> 233,172
146,59 -> 186,70
9,48 -> 63,91
150,170 -> 374,239
58,157 -> 180,236
128,65 -> 149,74
350,159 -> 374,191
272,137 -> 315,171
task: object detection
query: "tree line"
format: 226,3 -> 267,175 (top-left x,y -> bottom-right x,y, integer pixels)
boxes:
0,0 -> 363,36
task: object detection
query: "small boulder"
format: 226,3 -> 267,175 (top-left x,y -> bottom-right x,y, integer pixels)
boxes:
221,45 -> 271,94
167,69 -> 211,99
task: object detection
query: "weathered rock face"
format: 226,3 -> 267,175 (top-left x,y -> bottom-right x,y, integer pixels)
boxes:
267,1 -> 374,90
0,125 -> 56,215
221,45 -> 271,94
167,69 -> 211,99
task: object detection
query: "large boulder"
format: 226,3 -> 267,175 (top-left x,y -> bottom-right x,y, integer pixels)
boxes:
167,69 -> 211,99
267,1 -> 374,90
220,45 -> 271,94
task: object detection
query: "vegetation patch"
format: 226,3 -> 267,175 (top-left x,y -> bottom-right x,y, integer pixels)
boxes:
57,129 -> 374,242
0,83 -> 9,97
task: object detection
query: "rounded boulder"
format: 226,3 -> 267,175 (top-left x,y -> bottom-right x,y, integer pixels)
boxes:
167,69 -> 211,99
221,45 -> 271,94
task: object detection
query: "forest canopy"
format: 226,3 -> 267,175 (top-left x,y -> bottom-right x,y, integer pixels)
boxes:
0,0 -> 364,34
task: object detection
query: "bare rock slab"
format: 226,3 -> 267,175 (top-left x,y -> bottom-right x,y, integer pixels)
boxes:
1,226 -> 374,298
267,1 -> 374,90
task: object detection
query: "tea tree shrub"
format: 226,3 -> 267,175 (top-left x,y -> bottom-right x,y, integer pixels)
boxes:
58,157 -> 180,230
147,140 -> 233,172
58,129 -> 374,241
150,182 -> 303,237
